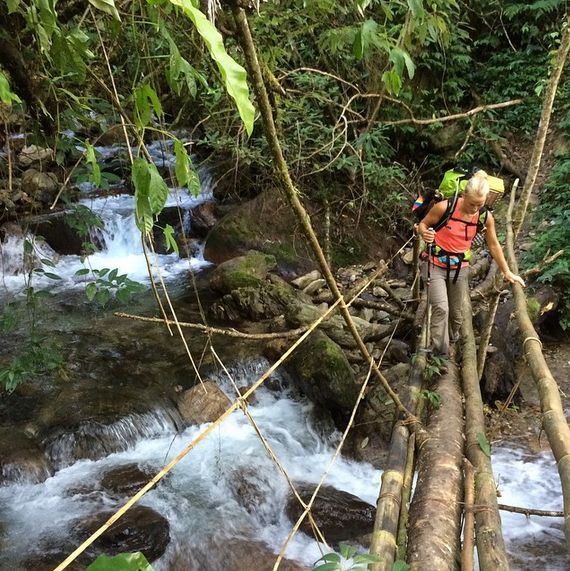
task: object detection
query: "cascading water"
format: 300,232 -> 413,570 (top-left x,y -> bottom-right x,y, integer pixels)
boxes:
0,140 -> 567,570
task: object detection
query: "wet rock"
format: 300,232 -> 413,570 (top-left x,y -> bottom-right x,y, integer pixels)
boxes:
37,384 -> 182,469
18,145 -> 54,168
285,483 -> 375,542
357,362 -> 411,442
101,463 -> 157,497
0,427 -> 53,485
177,380 -> 231,425
291,270 -> 322,289
80,505 -> 170,564
24,210 -> 86,255
21,169 -> 59,204
169,537 -> 308,571
190,201 -> 218,237
286,330 -> 359,414
209,251 -> 277,294
227,467 -> 270,513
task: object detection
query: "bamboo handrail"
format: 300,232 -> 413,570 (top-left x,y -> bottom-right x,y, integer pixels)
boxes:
505,224 -> 570,551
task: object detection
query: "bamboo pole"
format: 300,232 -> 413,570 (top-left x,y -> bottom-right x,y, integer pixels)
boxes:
406,361 -> 465,571
229,2 -> 423,432
505,223 -> 570,551
396,432 -> 416,561
369,325 -> 427,570
460,293 -> 509,570
461,459 -> 475,571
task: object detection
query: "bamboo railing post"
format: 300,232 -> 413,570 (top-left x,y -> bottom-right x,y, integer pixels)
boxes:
461,459 -> 475,571
460,293 -> 509,570
505,222 -> 570,551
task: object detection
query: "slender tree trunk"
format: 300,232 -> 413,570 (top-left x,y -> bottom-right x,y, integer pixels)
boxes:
460,293 -> 509,570
229,2 -> 422,431
512,12 -> 570,237
406,362 -> 464,570
505,219 -> 570,551
461,459 -> 475,571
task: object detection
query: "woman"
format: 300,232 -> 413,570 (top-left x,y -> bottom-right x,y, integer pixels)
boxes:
417,170 -> 525,356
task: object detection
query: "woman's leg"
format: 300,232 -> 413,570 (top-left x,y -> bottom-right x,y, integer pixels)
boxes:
428,265 -> 450,355
447,267 -> 469,344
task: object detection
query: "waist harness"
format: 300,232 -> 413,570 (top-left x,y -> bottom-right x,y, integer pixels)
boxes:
425,207 -> 488,284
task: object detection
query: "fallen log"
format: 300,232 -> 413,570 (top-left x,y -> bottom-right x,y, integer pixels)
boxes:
461,293 -> 509,570
369,326 -> 427,570
406,362 -> 464,570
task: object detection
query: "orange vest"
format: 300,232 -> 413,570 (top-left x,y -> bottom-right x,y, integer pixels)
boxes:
432,199 -> 479,269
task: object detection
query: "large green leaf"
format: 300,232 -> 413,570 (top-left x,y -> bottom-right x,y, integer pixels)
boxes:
0,72 -> 21,105
167,0 -> 255,136
132,158 -> 169,234
134,84 -> 163,129
85,552 -> 155,570
88,0 -> 121,21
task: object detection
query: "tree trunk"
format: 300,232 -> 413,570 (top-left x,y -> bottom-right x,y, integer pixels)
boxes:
229,2 -> 421,430
512,13 -> 570,237
406,363 -> 464,570
460,294 -> 509,570
505,222 -> 570,552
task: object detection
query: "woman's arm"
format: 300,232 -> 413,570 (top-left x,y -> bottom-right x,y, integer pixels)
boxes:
417,201 -> 448,243
484,212 -> 526,286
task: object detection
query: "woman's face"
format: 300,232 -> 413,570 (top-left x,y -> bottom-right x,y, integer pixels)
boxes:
462,194 -> 486,215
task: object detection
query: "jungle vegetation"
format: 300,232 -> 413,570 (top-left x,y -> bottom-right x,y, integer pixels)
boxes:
0,0 -> 569,324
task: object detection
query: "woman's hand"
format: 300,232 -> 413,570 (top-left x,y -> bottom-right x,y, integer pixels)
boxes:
420,225 -> 436,244
504,269 -> 525,287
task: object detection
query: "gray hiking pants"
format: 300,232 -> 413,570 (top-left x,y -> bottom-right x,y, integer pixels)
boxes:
423,263 -> 469,355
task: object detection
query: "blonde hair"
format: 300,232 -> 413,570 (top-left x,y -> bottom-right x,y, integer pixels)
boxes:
464,169 -> 490,200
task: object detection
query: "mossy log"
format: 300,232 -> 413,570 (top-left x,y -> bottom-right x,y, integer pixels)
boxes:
369,326 -> 427,570
460,293 -> 509,570
406,362 -> 464,570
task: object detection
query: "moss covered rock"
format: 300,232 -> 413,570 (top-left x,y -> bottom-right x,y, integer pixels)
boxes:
287,330 -> 359,412
209,250 -> 277,294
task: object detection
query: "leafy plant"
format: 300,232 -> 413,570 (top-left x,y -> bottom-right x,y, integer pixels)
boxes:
420,389 -> 442,409
312,544 -> 382,571
85,552 -> 155,571
75,267 -> 146,306
424,354 -> 448,381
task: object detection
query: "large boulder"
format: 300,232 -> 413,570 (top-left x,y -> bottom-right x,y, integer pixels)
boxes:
0,427 -> 53,485
285,483 -> 375,543
21,169 -> 59,205
209,251 -> 277,294
176,380 -> 231,425
204,190 -> 315,273
286,330 -> 359,413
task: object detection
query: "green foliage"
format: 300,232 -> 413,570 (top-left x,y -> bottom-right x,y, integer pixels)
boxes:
85,552 -> 155,571
420,389 -> 442,409
312,544 -> 382,571
76,267 -> 146,306
132,157 -> 169,235
0,71 -> 22,105
393,562 -> 410,571
167,0 -> 255,136
424,353 -> 447,381
477,431 -> 491,457
522,144 -> 570,329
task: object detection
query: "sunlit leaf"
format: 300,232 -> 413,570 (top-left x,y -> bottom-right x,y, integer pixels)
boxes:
406,0 -> 424,18
86,282 -> 97,301
85,552 -> 155,570
0,72 -> 21,105
167,0 -> 255,136
477,431 -> 491,457
163,224 -> 179,254
88,0 -> 121,21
